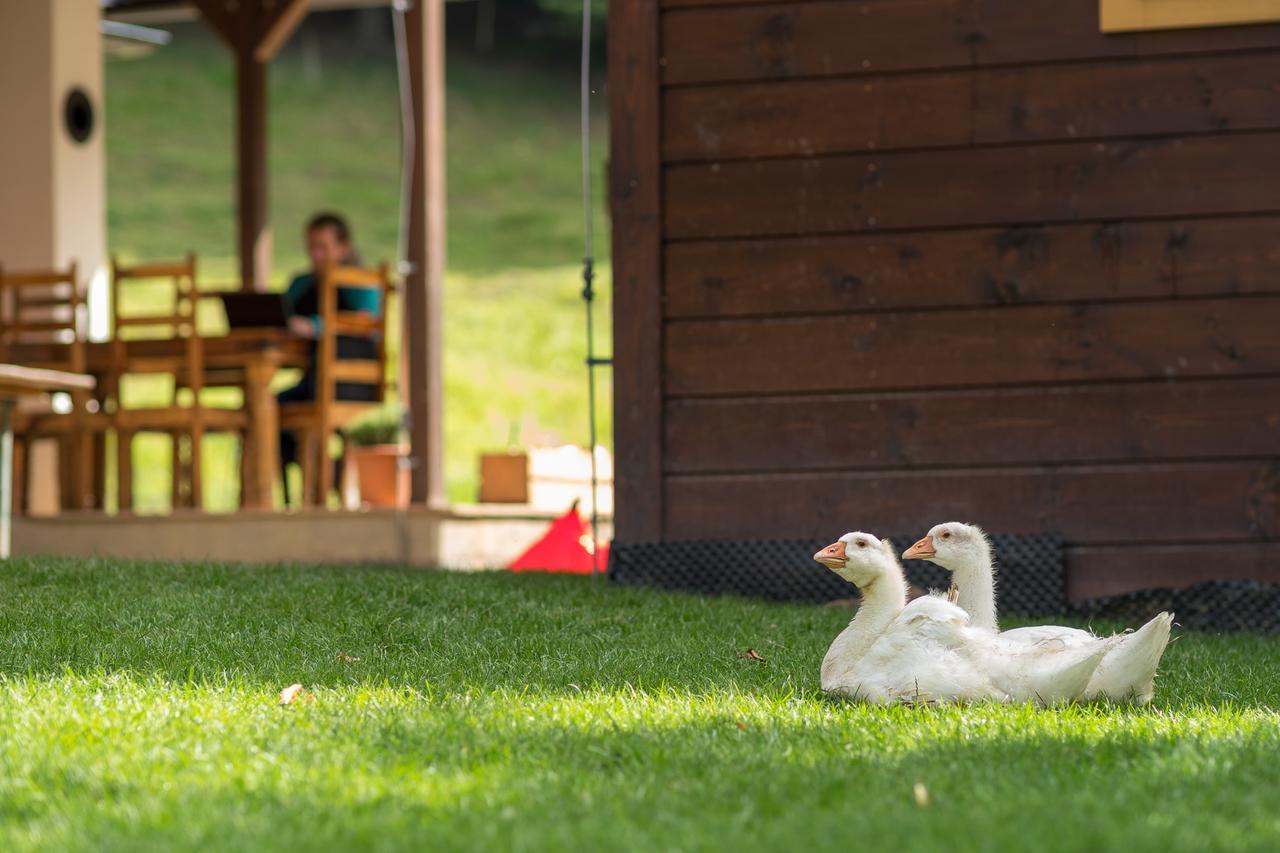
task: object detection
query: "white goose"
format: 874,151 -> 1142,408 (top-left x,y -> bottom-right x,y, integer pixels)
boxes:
902,522 -> 1174,703
815,532 -> 1114,705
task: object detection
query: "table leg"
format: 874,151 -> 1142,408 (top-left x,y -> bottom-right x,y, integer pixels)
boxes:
93,431 -> 107,510
243,358 -> 280,510
0,399 -> 13,558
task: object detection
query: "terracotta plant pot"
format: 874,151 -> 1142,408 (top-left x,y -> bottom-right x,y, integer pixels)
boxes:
348,444 -> 409,508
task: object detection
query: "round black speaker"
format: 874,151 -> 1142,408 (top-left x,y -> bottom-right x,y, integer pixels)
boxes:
64,88 -> 95,144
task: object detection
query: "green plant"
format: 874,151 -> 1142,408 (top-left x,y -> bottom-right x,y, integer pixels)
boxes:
344,406 -> 404,447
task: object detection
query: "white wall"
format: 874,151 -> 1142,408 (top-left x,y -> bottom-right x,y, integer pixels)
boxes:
0,0 -> 106,335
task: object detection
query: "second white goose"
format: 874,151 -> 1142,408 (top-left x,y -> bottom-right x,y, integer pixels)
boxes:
902,522 -> 1174,704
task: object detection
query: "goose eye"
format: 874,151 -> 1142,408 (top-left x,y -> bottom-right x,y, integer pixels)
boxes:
940,532 -> 951,539
856,540 -> 867,548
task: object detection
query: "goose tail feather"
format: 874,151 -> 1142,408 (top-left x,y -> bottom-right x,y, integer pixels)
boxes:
1086,612 -> 1174,704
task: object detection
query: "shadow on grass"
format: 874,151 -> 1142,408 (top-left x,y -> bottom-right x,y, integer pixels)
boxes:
3,682 -> 1278,852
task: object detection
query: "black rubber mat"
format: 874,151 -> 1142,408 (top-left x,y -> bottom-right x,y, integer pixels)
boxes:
1071,579 -> 1280,634
609,533 -> 1066,618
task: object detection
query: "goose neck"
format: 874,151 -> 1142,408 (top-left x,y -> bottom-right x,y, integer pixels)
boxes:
821,572 -> 907,688
949,545 -> 998,631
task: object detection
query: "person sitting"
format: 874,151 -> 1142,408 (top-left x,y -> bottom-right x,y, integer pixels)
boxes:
278,211 -> 382,506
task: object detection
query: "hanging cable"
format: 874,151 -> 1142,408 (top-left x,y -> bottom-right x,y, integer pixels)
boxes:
579,0 -> 609,579
391,0 -> 415,447
580,2 -> 594,263
392,0 -> 415,278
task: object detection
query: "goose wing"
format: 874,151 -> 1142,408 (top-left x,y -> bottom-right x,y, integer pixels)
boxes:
984,634 -> 1117,705
999,624 -> 1095,648
844,594 -> 1003,704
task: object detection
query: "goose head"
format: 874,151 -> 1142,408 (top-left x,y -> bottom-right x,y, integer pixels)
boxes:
814,532 -> 899,589
901,521 -> 989,570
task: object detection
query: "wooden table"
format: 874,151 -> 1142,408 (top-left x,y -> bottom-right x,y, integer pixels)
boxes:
0,365 -> 96,556
8,331 -> 310,511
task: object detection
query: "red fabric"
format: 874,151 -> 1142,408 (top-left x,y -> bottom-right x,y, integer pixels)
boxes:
508,504 -> 609,574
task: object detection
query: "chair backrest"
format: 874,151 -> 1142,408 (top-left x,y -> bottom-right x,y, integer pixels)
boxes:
110,253 -> 204,401
0,262 -> 87,375
314,263 -> 394,419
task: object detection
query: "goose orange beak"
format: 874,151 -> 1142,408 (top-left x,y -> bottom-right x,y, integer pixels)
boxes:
814,540 -> 847,570
903,535 -> 935,560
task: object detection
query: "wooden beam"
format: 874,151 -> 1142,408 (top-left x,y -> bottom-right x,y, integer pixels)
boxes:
404,0 -> 446,506
608,0 -> 663,542
196,1 -> 278,290
256,0 -> 312,63
191,0 -> 236,50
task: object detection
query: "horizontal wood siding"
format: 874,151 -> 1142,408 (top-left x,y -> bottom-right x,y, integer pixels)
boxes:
665,296 -> 1280,396
665,377 -> 1280,473
666,133 -> 1280,240
665,217 -> 1280,319
663,461 -> 1280,543
661,0 -> 1280,85
1068,543 -> 1280,599
609,0 -> 1280,597
663,52 -> 1280,161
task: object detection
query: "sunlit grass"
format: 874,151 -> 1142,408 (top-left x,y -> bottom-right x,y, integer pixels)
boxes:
1,560 -> 1278,851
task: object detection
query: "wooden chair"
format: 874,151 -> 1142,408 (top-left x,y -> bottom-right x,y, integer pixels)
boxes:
280,264 -> 393,507
111,254 -> 247,511
0,262 -> 108,511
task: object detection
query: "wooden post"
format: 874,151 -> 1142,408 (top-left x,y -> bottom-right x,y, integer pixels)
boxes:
236,7 -> 270,291
194,1 -> 311,291
404,0 -> 445,507
608,0 -> 664,542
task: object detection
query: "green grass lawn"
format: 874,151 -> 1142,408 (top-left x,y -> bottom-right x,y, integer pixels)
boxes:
105,23 -> 611,508
2,560 -> 1279,851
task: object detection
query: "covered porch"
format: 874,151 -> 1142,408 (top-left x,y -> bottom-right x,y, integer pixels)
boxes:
0,0 -> 611,566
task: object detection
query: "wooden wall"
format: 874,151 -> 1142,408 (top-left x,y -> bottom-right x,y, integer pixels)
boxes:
609,0 -> 1280,599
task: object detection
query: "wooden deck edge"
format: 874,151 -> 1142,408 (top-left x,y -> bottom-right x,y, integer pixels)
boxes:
11,509 -> 615,569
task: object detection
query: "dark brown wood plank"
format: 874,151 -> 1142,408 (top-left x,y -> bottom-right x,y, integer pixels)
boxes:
665,296 -> 1280,397
663,0 -> 971,87
1067,542 -> 1280,600
235,14 -> 270,290
665,132 -> 1280,240
664,217 -> 1280,319
661,0 -> 1280,86
665,73 -> 968,162
665,377 -> 1280,473
609,0 -> 665,542
663,52 -> 1280,161
663,460 -> 1280,542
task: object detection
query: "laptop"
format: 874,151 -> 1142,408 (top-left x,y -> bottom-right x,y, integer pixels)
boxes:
220,292 -> 290,329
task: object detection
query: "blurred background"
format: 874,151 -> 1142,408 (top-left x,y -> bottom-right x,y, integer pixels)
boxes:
105,0 -> 611,508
